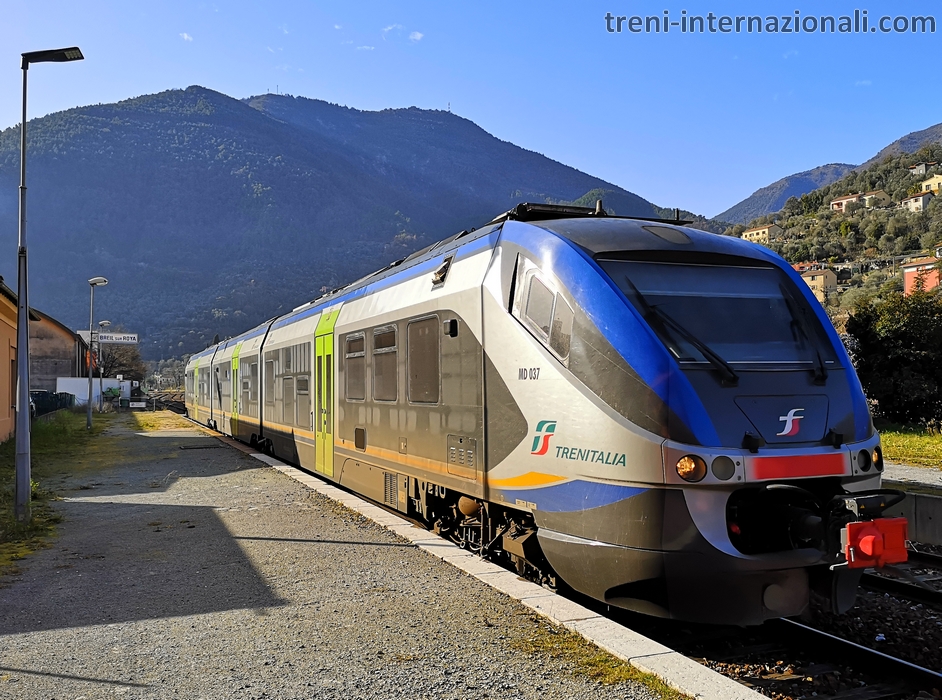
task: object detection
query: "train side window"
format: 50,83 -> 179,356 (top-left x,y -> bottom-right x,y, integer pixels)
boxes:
525,276 -> 555,337
345,333 -> 366,401
264,360 -> 275,404
408,317 -> 440,404
283,376 -> 295,426
297,376 -> 311,428
249,361 -> 258,402
517,266 -> 574,366
372,326 -> 398,402
550,297 -> 574,359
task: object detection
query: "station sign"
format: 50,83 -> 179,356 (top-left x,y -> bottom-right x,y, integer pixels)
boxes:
77,331 -> 139,344
99,333 -> 138,344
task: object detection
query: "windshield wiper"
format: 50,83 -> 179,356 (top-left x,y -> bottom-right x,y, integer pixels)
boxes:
623,276 -> 739,386
779,283 -> 828,385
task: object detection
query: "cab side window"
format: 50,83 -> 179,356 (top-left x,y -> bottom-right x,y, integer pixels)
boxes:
516,263 -> 574,366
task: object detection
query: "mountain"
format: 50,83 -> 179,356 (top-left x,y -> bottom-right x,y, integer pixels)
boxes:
716,120 -> 942,225
715,163 -> 856,224
857,121 -> 942,170
0,86 -> 660,360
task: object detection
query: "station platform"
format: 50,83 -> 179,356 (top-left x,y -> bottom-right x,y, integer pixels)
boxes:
0,414 -> 758,700
884,462 -> 942,494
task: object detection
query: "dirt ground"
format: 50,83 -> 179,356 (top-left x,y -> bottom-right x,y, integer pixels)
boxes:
0,412 -> 663,700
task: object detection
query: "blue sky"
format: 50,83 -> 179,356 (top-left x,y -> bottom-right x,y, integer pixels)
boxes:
2,1 -> 939,217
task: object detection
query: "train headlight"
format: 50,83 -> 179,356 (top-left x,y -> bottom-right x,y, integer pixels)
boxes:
873,445 -> 884,472
857,449 -> 872,472
711,456 -> 736,481
676,455 -> 707,482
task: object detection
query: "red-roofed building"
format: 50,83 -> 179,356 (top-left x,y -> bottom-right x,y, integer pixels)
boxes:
901,256 -> 941,294
900,191 -> 934,213
830,193 -> 862,212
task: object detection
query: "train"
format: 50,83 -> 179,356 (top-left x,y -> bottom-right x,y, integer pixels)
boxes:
185,202 -> 908,625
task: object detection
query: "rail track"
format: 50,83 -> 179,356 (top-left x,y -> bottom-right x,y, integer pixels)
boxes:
862,549 -> 942,612
148,391 -> 186,414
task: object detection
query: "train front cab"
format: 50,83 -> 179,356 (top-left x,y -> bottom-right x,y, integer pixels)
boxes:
485,217 -> 907,626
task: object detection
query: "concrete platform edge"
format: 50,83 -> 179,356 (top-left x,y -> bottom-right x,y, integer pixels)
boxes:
246,451 -> 764,700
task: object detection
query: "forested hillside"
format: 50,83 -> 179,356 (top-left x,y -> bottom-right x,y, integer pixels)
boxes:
0,86 -> 667,359
716,163 -> 856,224
728,144 -> 942,260
727,145 -> 942,310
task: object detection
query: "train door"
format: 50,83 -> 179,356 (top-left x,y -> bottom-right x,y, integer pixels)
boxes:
193,359 -> 200,423
231,342 -> 242,435
315,309 -> 340,477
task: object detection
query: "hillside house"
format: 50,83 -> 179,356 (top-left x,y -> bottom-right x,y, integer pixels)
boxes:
909,162 -> 938,177
900,191 -> 934,213
862,190 -> 891,208
741,223 -> 782,245
830,193 -> 862,212
901,256 -> 941,294
30,309 -> 89,392
800,269 -> 837,303
920,174 -> 942,194
792,261 -> 828,273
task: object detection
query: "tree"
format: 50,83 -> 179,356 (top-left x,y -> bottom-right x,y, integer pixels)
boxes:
99,343 -> 147,381
846,290 -> 942,428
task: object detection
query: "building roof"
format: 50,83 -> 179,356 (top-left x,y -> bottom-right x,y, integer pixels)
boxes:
831,193 -> 862,202
742,223 -> 780,234
0,276 -> 40,321
863,190 -> 888,197
801,269 -> 834,277
31,307 -> 88,348
909,162 -> 938,168
901,191 -> 935,202
901,256 -> 940,270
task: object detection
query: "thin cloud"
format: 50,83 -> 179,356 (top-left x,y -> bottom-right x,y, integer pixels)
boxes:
356,45 -> 375,50
409,31 -> 423,42
855,79 -> 872,86
334,24 -> 342,29
280,24 -> 289,35
782,50 -> 798,59
382,24 -> 403,33
267,46 -> 275,53
180,32 -> 193,42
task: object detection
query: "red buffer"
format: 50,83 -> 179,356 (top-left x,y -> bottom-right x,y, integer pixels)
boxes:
842,517 -> 909,569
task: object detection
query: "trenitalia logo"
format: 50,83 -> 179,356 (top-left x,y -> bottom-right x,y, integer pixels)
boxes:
777,408 -> 805,436
530,420 -> 557,455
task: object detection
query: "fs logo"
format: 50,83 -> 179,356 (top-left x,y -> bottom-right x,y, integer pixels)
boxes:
530,420 -> 557,456
777,408 -> 805,437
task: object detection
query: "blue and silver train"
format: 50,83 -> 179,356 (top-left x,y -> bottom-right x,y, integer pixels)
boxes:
185,202 -> 907,625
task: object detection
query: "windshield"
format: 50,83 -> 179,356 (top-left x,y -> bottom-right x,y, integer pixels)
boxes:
597,259 -> 838,367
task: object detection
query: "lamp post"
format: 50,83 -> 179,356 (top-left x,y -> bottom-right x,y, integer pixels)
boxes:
98,320 -> 110,411
87,277 -> 107,430
14,46 -> 84,522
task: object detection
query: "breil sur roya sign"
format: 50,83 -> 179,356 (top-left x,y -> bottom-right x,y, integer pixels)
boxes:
77,331 -> 138,345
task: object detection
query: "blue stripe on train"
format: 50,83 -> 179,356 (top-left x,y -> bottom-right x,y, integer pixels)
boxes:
497,480 -> 648,513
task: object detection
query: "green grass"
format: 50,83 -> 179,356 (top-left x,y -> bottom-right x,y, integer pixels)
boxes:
0,411 -> 116,575
511,616 -> 691,699
877,423 -> 942,469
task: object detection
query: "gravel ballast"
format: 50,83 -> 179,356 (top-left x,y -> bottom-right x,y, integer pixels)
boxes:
0,416 -> 661,700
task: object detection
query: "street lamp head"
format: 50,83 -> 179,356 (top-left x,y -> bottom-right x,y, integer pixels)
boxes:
21,47 -> 84,69
99,320 -> 111,328
88,276 -> 108,287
